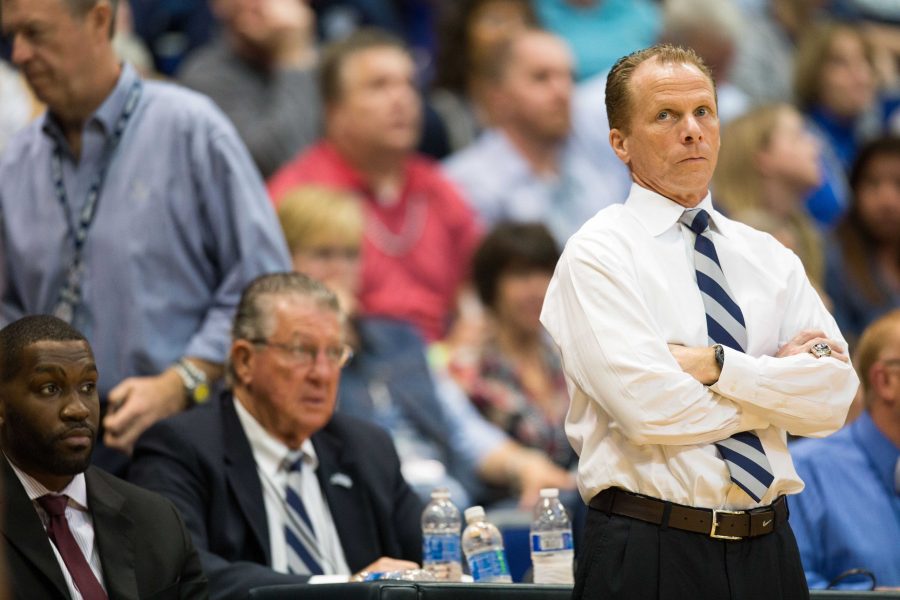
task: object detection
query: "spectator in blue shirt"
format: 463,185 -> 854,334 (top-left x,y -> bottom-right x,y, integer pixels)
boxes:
790,308 -> 900,590
442,29 -> 630,244
0,0 -> 291,473
533,0 -> 661,81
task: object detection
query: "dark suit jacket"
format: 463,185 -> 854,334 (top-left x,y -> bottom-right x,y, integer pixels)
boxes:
1,459 -> 208,600
128,393 -> 423,600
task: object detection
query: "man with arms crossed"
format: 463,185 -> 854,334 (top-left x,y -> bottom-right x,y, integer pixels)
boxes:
541,45 -> 859,599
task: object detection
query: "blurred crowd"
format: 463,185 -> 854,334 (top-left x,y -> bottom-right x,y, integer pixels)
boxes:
1,0 -> 899,594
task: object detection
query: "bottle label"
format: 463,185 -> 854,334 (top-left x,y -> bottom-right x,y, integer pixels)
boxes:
531,531 -> 574,552
467,549 -> 510,581
423,533 -> 461,563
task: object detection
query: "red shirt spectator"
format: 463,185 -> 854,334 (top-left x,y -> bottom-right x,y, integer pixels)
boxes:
269,141 -> 480,341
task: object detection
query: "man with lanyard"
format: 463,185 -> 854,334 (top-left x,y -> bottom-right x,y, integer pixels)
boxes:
540,44 -> 859,599
0,0 -> 291,474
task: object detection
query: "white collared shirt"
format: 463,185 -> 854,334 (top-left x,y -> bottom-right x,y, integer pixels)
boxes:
541,183 -> 860,510
5,456 -> 106,599
232,396 -> 351,577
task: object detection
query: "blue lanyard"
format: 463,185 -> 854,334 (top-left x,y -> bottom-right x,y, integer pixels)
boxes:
51,80 -> 143,324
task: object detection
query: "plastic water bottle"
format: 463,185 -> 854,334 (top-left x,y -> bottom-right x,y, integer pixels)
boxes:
421,488 -> 463,582
461,506 -> 513,583
530,488 -> 575,584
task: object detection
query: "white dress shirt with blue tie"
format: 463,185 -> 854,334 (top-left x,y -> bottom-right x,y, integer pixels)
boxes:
540,183 -> 859,510
233,399 -> 351,579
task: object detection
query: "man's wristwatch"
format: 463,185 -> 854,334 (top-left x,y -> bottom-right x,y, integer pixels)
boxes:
713,344 -> 725,369
174,358 -> 210,405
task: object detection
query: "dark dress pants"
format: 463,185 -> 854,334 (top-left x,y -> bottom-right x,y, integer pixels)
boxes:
573,505 -> 809,600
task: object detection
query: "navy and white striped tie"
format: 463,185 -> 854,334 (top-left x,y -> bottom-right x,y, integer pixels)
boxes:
680,208 -> 774,502
284,457 -> 324,575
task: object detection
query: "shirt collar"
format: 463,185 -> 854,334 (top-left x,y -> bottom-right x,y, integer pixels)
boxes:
624,182 -> 734,239
232,394 -> 318,478
4,454 -> 89,510
42,62 -> 138,145
852,410 -> 900,496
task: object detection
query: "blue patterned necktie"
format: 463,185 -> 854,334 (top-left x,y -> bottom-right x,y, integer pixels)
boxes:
283,456 -> 324,575
680,208 -> 775,502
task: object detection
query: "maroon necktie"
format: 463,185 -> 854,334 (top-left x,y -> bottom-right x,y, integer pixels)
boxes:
37,494 -> 108,600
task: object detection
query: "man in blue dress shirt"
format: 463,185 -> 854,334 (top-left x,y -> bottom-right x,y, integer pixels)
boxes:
790,308 -> 900,590
0,0 -> 291,473
442,29 -> 630,245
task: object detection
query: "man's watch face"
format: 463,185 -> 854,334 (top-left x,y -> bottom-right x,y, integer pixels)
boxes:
193,382 -> 210,404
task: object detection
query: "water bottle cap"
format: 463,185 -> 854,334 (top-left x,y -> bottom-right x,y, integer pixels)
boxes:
430,487 -> 451,499
539,488 -> 560,498
464,506 -> 485,522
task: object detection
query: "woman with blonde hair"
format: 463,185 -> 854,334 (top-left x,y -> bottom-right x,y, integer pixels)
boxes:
713,102 -> 827,290
278,185 -> 366,316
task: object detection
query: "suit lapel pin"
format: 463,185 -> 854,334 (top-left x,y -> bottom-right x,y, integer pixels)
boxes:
330,472 -> 353,489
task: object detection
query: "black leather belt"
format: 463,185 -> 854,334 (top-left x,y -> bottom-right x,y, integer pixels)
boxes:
589,487 -> 788,540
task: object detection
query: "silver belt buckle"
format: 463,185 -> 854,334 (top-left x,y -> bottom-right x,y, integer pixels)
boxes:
710,508 -> 744,540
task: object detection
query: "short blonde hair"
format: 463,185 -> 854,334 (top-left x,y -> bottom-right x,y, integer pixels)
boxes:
277,185 -> 365,254
854,309 -> 900,408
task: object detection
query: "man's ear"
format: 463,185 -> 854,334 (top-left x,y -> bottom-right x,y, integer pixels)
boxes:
88,0 -> 115,40
483,83 -> 508,124
230,341 -> 255,388
609,128 -> 629,165
868,363 -> 898,406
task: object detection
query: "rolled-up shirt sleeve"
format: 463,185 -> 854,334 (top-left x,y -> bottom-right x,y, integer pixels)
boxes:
430,365 -> 506,468
181,113 -> 292,363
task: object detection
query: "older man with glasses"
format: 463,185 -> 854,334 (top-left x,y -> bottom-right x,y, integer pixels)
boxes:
129,272 -> 422,600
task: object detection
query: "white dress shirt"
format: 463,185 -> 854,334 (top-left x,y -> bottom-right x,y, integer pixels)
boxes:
233,397 -> 351,578
541,184 -> 859,510
6,456 -> 106,599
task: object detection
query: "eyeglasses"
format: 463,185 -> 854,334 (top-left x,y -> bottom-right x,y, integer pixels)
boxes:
249,339 -> 354,369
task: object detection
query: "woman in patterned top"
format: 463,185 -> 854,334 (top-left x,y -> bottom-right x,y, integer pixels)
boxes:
453,222 -> 576,470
